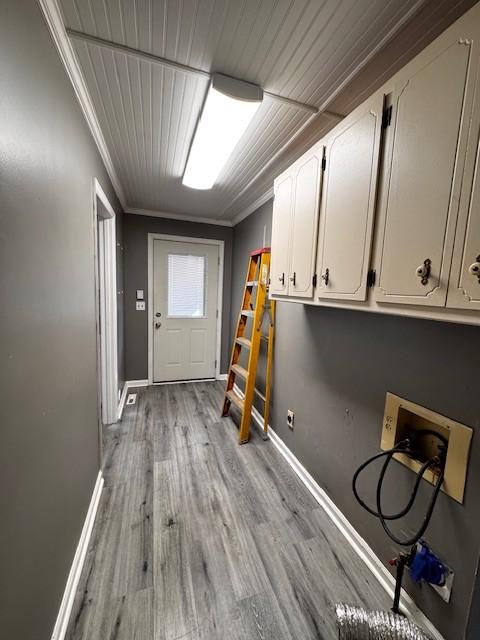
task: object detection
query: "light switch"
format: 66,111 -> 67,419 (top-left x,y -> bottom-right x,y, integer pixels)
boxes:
136,301 -> 146,311
136,289 -> 144,300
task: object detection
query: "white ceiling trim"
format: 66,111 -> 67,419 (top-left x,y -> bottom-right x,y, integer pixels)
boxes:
36,0 -> 126,208
126,207 -> 233,228
232,189 -> 274,227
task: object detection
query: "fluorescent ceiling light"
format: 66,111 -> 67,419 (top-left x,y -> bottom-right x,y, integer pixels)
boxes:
182,74 -> 263,190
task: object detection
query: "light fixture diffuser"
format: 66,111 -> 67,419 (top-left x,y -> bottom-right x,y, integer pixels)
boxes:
182,74 -> 263,190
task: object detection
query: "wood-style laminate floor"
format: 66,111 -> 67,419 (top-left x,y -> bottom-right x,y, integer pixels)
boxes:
65,381 -> 390,640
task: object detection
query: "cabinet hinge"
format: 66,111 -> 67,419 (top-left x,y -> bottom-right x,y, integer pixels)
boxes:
321,156 -> 327,171
216,309 -> 219,318
367,269 -> 376,287
312,273 -> 317,288
382,105 -> 392,129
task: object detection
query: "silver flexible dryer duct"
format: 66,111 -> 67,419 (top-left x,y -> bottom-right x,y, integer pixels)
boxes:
336,604 -> 433,640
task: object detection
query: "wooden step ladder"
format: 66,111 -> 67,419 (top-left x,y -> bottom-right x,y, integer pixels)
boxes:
222,247 -> 275,444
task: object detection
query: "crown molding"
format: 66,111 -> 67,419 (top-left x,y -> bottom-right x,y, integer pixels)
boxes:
125,207 -> 233,227
37,0 -> 126,208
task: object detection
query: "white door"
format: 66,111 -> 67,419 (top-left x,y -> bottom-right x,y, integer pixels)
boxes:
152,239 -> 219,382
270,174 -> 294,296
316,95 -> 383,301
374,36 -> 473,307
288,148 -> 323,298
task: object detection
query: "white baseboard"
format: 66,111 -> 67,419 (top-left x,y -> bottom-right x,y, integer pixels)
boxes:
140,377 -> 226,388
232,384 -> 443,640
117,382 -> 129,420
51,471 -> 104,640
118,380 -> 149,420
126,379 -> 149,388
117,380 -> 149,420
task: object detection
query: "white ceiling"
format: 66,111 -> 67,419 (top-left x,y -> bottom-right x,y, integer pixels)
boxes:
58,0 -> 476,223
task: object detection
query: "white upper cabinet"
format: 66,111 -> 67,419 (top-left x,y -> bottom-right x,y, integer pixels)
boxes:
316,94 -> 383,301
270,174 -> 294,296
448,128 -> 480,310
269,2 -> 480,325
374,33 -> 474,307
289,150 -> 323,298
271,145 -> 323,299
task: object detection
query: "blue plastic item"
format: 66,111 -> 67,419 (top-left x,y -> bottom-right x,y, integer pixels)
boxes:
410,542 -> 446,586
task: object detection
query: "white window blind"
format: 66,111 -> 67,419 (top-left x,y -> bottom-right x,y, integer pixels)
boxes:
168,253 -> 206,317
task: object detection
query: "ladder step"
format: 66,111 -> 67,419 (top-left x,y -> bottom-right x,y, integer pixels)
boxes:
241,309 -> 254,317
226,389 -> 244,411
246,281 -> 258,287
254,387 -> 266,402
236,337 -> 251,349
232,364 -> 248,381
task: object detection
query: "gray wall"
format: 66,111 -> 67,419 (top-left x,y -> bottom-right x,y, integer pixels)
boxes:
123,213 -> 233,380
232,200 -> 480,640
0,2 -> 123,638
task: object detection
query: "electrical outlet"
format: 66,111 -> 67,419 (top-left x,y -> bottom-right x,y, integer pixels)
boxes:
287,409 -> 294,430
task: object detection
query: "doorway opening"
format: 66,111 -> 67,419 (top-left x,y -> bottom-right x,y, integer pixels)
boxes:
93,179 -> 118,455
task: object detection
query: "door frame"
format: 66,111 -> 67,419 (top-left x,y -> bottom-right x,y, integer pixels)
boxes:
93,178 -> 118,428
147,233 -> 224,385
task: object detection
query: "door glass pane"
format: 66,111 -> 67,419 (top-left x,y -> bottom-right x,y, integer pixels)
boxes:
168,253 -> 206,317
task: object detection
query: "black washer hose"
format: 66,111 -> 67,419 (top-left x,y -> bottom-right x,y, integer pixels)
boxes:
352,433 -> 446,547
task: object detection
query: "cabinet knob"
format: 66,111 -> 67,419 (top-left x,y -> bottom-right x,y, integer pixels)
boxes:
290,272 -> 296,286
278,273 -> 285,286
468,256 -> 480,282
416,258 -> 431,285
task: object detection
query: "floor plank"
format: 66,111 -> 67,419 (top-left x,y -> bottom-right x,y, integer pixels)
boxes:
65,381 -> 392,640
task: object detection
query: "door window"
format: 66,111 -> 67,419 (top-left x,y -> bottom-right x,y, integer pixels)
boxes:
167,253 -> 206,317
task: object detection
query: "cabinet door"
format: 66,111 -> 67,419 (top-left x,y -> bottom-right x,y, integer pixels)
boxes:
316,95 -> 383,301
288,150 -> 323,298
448,133 -> 480,310
270,174 -> 293,296
375,37 -> 473,307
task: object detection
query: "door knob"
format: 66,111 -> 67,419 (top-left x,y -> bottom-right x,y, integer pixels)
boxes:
416,258 -> 431,285
155,322 -> 161,329
468,255 -> 480,282
155,312 -> 162,317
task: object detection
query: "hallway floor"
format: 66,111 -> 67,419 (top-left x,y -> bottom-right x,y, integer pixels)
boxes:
66,381 -> 390,640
